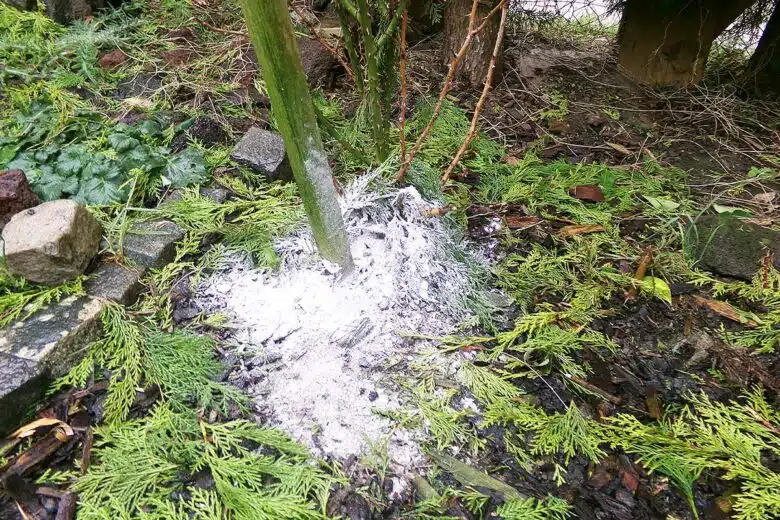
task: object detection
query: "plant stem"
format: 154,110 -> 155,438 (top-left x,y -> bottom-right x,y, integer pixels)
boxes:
356,0 -> 390,162
238,0 -> 353,269
399,7 -> 409,162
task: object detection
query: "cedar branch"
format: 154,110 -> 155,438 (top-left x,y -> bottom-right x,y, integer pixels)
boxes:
399,7 -> 409,162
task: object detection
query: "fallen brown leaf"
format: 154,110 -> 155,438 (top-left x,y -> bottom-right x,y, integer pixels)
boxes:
606,142 -> 633,155
568,185 -> 605,202
10,419 -> 73,440
557,224 -> 605,237
692,295 -> 758,328
505,215 -> 543,229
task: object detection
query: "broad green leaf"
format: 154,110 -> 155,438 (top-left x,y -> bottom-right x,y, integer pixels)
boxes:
118,145 -> 152,171
712,204 -> 752,217
57,145 -> 88,175
108,133 -> 140,153
0,145 -> 18,167
642,276 -> 672,305
644,195 -> 680,212
164,148 -> 208,188
135,120 -> 163,138
6,152 -> 37,172
74,177 -> 125,205
36,170 -> 79,201
83,155 -> 122,180
34,145 -> 59,163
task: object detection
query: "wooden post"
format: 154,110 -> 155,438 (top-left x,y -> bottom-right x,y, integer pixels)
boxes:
239,0 -> 353,270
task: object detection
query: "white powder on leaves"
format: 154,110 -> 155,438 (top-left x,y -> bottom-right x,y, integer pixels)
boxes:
196,174 -> 483,467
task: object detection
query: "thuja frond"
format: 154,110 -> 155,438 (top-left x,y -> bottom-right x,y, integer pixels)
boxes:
604,389 -> 780,520
53,305 -> 243,424
483,399 -> 606,474
458,362 -> 522,404
0,273 -> 84,327
145,332 -> 246,415
496,495 -> 572,520
417,390 -> 482,452
77,404 -> 331,520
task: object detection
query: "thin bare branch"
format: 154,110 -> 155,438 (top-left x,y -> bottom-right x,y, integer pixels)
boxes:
441,0 -> 508,183
395,0 -> 506,182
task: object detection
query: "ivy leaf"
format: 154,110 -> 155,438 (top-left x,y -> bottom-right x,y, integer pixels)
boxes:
108,133 -> 140,153
34,145 -> 59,163
163,148 -> 208,188
74,177 -> 125,205
57,145 -> 89,176
642,276 -> 672,305
117,144 -> 152,171
0,145 -> 18,167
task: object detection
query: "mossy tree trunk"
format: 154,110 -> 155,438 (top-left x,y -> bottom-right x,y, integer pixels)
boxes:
744,0 -> 780,96
442,0 -> 504,87
617,0 -> 753,86
239,0 -> 353,270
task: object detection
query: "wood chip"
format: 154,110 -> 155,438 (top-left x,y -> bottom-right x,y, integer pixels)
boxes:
692,295 -> 759,328
606,142 -> 633,155
10,419 -> 72,440
557,224 -> 606,237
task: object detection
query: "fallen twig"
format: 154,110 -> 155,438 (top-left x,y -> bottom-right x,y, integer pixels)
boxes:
569,375 -> 622,405
441,0 -> 508,183
395,0 -> 506,181
429,451 -> 527,500
692,295 -> 759,328
195,17 -> 247,37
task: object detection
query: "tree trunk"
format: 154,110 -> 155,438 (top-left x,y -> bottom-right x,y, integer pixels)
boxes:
744,0 -> 780,95
442,0 -> 504,87
617,0 -> 753,86
238,0 -> 353,270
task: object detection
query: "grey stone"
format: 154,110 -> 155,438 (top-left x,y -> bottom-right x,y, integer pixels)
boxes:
0,354 -> 47,436
2,199 -> 102,286
122,220 -> 185,269
85,263 -> 144,305
0,296 -> 105,378
687,215 -> 780,281
231,127 -> 293,182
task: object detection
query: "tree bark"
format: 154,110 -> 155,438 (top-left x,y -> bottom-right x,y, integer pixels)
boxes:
442,0 -> 504,87
744,0 -> 780,95
238,0 -> 353,270
617,0 -> 754,86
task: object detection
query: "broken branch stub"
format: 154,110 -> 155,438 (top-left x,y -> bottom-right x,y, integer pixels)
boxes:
238,0 -> 353,270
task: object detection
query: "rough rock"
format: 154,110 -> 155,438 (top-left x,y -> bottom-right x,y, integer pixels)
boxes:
0,354 -> 47,436
230,127 -> 293,182
85,263 -> 143,305
2,200 -> 102,286
687,215 -> 780,281
122,220 -> 185,269
297,36 -> 341,88
0,170 -> 40,231
0,296 -> 105,377
0,296 -> 105,433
